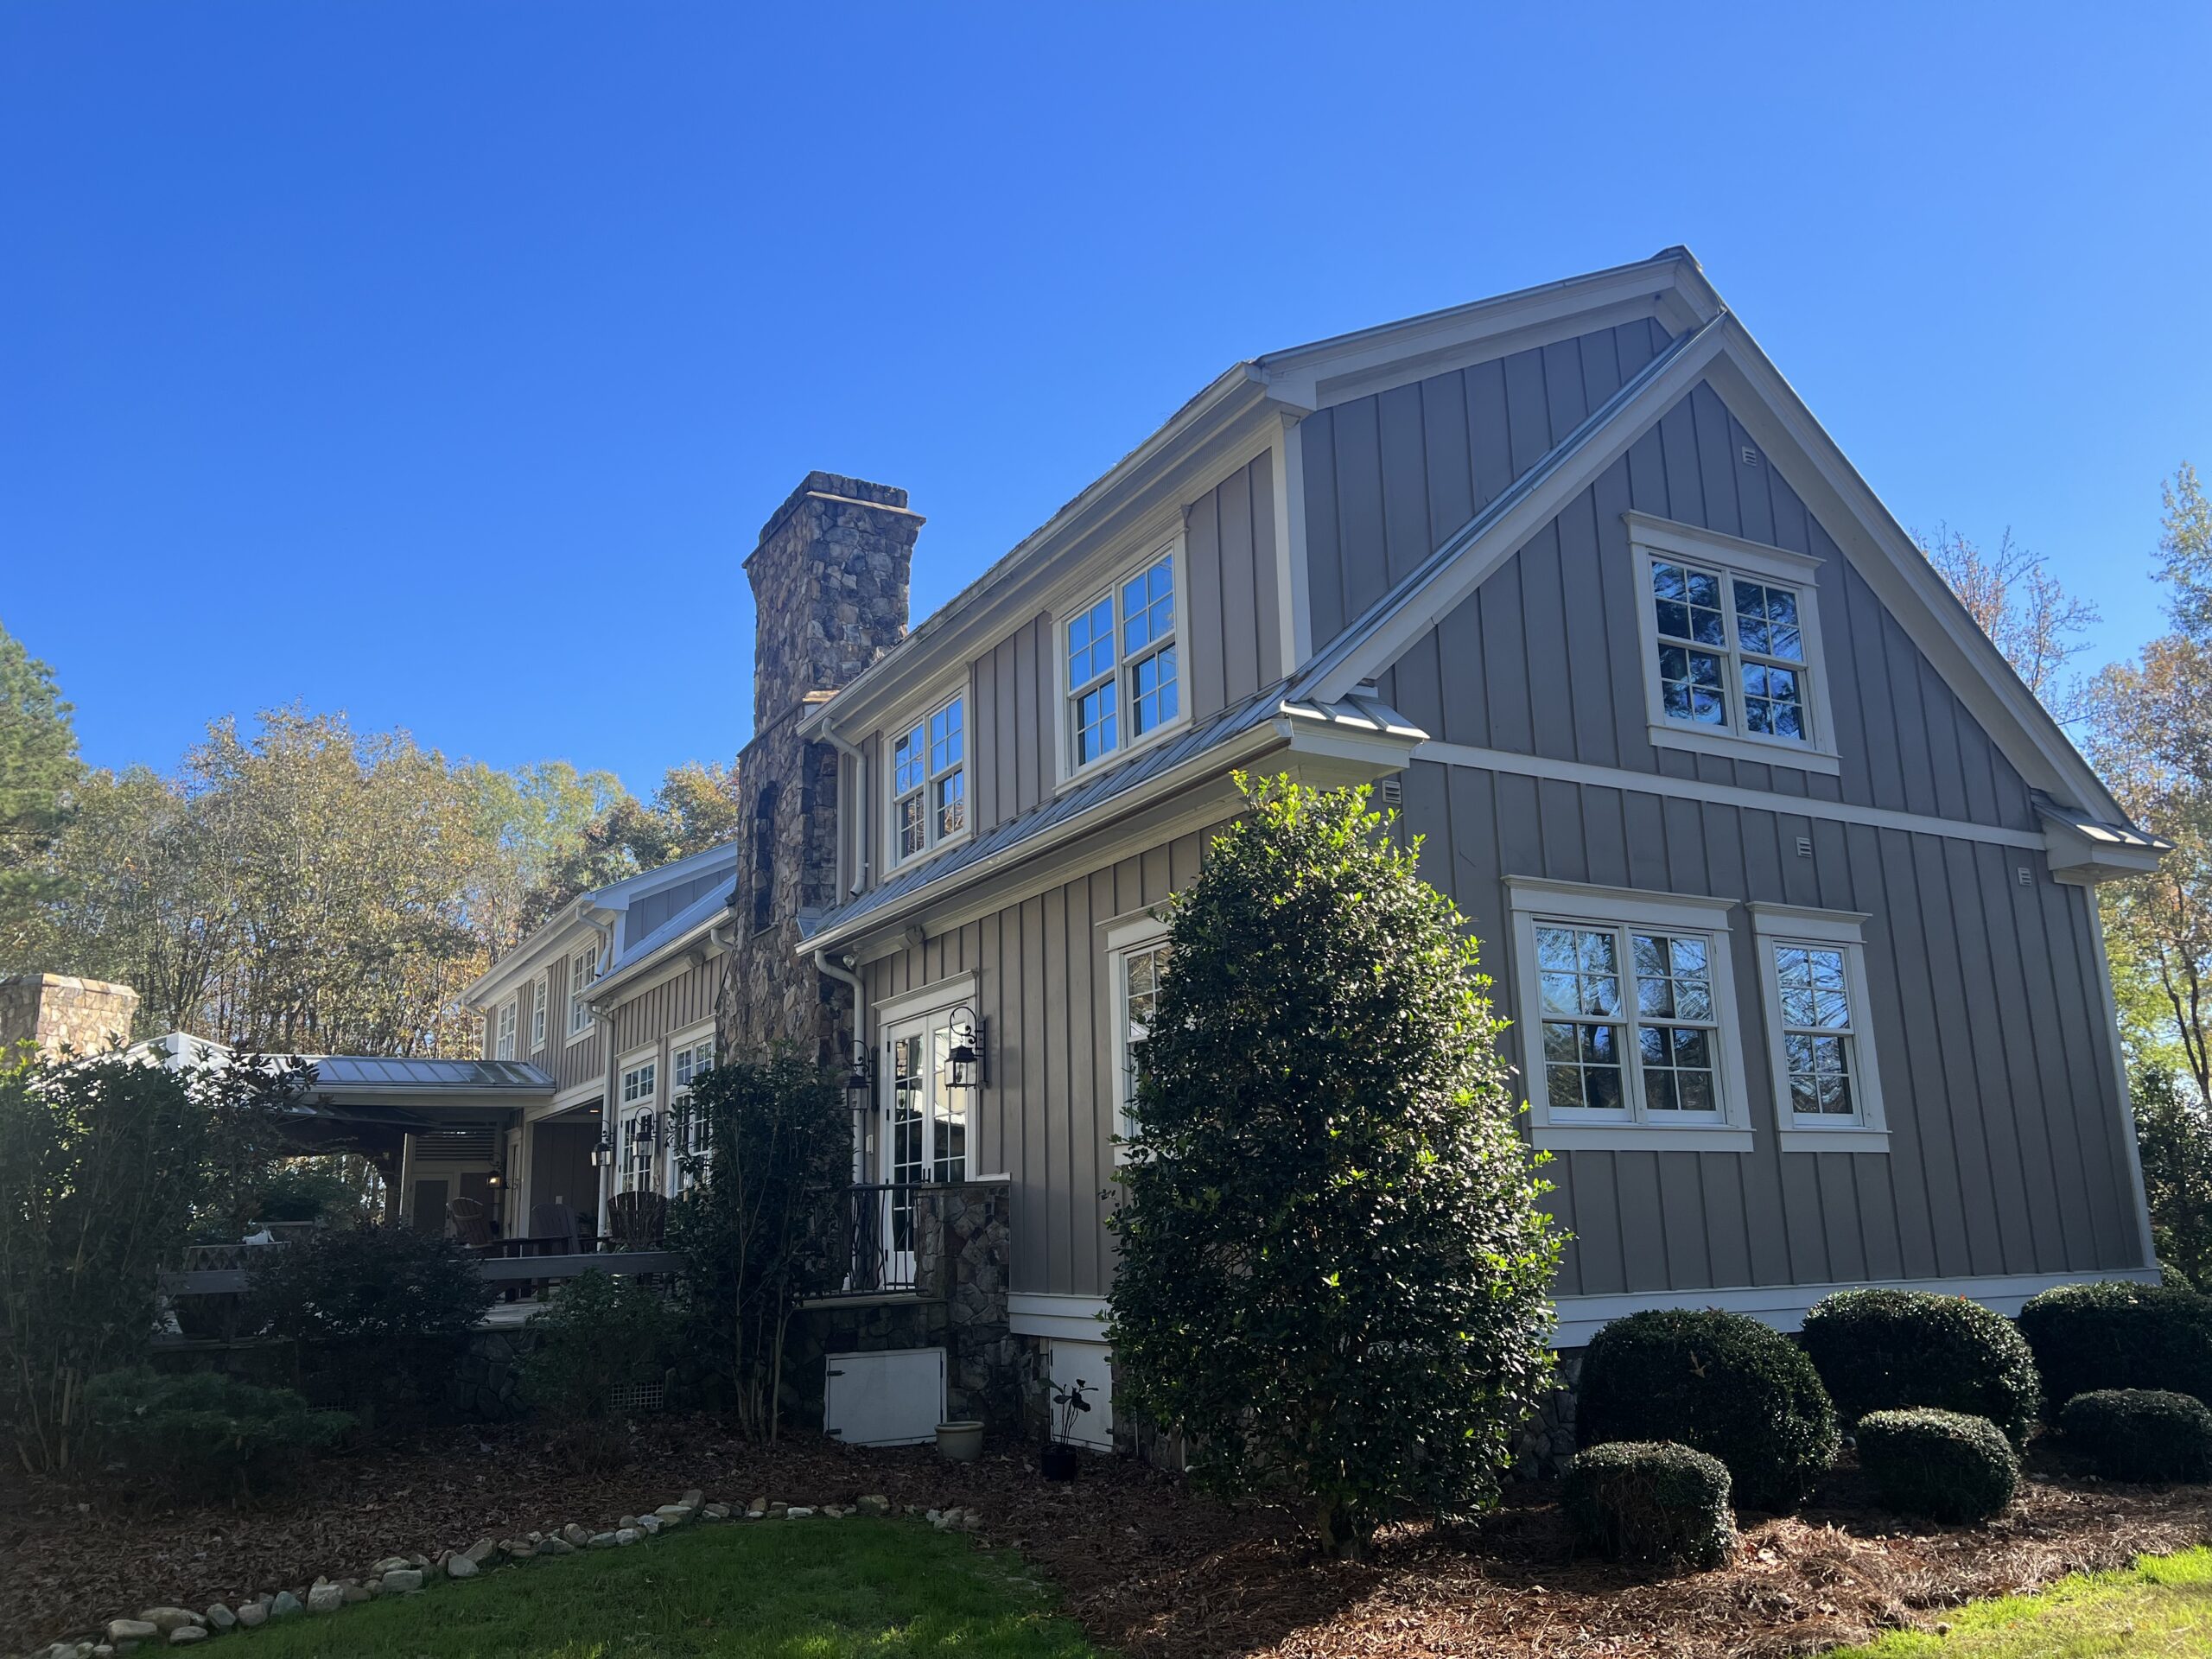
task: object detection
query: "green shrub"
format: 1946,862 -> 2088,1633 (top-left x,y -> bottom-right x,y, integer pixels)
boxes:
1801,1287 -> 2042,1446
2018,1280 -> 2212,1408
522,1271 -> 676,1468
1105,778 -> 1561,1558
1577,1308 -> 1838,1510
1854,1408 -> 2019,1522
2058,1389 -> 2212,1482
86,1366 -> 352,1496
1561,1441 -> 1736,1569
246,1223 -> 494,1414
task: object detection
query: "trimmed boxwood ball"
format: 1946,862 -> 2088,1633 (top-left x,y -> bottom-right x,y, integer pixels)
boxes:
1577,1308 -> 1839,1510
1800,1287 -> 2042,1446
1854,1408 -> 2019,1522
1561,1440 -> 1737,1570
2058,1389 -> 2212,1482
2018,1280 -> 2212,1408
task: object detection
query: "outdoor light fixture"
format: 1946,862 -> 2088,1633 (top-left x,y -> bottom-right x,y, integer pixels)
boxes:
590,1130 -> 615,1169
946,1007 -> 982,1093
843,1039 -> 874,1116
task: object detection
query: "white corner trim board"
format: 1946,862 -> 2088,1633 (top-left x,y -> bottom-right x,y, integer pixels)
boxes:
1550,1268 -> 2160,1348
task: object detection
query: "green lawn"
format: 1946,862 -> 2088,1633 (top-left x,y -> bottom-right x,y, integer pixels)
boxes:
227,1516 -> 1103,1658
1833,1548 -> 2212,1658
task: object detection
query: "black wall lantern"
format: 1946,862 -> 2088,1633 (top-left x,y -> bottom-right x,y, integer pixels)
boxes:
590,1129 -> 615,1170
946,1006 -> 983,1094
843,1039 -> 874,1116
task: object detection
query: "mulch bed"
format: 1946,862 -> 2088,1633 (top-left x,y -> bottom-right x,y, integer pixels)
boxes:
6,1416 -> 2211,1657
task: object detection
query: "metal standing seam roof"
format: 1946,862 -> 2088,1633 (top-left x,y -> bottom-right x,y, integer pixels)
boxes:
304,1056 -> 555,1092
600,881 -> 738,979
2031,791 -> 2170,851
800,683 -> 1424,944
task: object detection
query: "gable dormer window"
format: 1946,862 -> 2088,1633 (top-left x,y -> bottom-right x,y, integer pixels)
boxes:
888,690 -> 967,866
1064,540 -> 1182,775
1627,513 -> 1840,776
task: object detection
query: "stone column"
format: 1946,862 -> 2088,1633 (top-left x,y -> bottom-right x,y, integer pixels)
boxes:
0,973 -> 141,1060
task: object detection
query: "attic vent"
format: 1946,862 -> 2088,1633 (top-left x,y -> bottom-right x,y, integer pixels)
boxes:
1379,776 -> 1404,807
1741,446 -> 1761,467
414,1128 -> 496,1162
2018,866 -> 2034,887
1795,836 -> 1814,859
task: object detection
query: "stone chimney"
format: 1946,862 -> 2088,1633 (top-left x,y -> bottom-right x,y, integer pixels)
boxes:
723,474 -> 918,1065
0,973 -> 141,1061
743,472 -> 920,727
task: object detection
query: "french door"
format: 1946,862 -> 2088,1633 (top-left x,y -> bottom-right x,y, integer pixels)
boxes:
876,1007 -> 969,1282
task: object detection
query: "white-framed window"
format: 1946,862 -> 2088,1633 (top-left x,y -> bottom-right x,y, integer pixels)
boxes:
567,942 -> 598,1039
1505,876 -> 1755,1153
494,998 -> 518,1061
1104,912 -> 1172,1160
887,690 -> 968,866
530,973 -> 549,1052
1626,512 -> 1839,775
618,1054 -> 658,1192
1063,540 -> 1183,776
669,1030 -> 716,1192
1748,904 -> 1891,1153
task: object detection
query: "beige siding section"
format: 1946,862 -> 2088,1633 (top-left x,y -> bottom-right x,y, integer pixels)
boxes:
860,824 -> 1223,1299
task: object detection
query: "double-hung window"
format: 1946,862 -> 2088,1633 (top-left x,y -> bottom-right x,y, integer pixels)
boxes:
1627,512 -> 1838,774
1749,905 -> 1890,1151
494,998 -> 518,1061
1065,543 -> 1180,774
1506,877 -> 1754,1152
669,1033 -> 716,1192
1104,914 -> 1172,1160
567,943 -> 597,1039
530,973 -> 549,1052
889,691 -> 966,864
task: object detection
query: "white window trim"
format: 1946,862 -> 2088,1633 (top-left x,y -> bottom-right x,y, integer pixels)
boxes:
883,681 -> 972,872
530,971 -> 549,1052
1055,532 -> 1192,789
494,997 -> 518,1061
666,1020 -> 717,1191
566,941 -> 600,1044
1104,912 -> 1173,1163
1504,875 -> 1756,1153
1747,903 -> 1891,1154
1625,512 -> 1841,776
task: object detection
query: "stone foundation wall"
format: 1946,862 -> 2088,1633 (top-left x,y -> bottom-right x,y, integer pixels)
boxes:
444,1329 -> 543,1423
1511,1347 -> 1586,1478
0,973 -> 140,1060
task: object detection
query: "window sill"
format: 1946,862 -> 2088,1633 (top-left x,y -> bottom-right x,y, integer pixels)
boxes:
1777,1126 -> 1891,1154
565,1027 -> 595,1047
1056,711 -> 1193,797
1647,721 -> 1842,777
1531,1124 -> 1755,1154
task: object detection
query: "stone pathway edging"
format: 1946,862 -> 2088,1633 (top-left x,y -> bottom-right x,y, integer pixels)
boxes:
22,1486 -> 976,1659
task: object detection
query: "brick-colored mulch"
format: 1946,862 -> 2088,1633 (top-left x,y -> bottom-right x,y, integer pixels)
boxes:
6,1417 -> 2211,1657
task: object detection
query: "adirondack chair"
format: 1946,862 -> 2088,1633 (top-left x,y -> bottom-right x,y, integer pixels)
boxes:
446,1196 -> 499,1249
529,1200 -> 580,1256
603,1189 -> 667,1251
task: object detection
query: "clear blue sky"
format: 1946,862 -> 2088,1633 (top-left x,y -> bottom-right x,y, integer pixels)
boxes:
5,3 -> 2207,792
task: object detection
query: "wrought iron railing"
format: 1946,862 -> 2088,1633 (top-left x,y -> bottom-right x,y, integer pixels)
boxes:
831,1182 -> 919,1297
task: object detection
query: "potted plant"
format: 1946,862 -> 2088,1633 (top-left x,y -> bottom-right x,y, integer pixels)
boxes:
1040,1377 -> 1092,1479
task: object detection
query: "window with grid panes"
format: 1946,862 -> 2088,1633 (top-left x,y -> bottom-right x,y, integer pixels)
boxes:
1065,547 -> 1178,772
1535,920 -> 1725,1123
890,693 -> 965,863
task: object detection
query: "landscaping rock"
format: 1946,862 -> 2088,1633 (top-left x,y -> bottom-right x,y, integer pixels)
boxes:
269,1592 -> 302,1619
614,1528 -> 641,1546
446,1554 -> 478,1581
305,1584 -> 343,1615
747,1496 -> 767,1516
201,1606 -> 234,1634
857,1495 -> 891,1516
562,1524 -> 591,1548
342,1581 -> 372,1605
785,1506 -> 815,1520
538,1536 -> 575,1556
766,1503 -> 788,1519
701,1503 -> 731,1521
371,1557 -> 410,1575
166,1630 -> 205,1647
679,1488 -> 702,1509
105,1624 -> 156,1649
462,1538 -> 498,1567
588,1532 -> 618,1549
637,1516 -> 663,1536
378,1569 -> 423,1595
618,1515 -> 639,1530
233,1603 -> 267,1631
502,1540 -> 537,1560
139,1611 -> 197,1637
653,1504 -> 692,1524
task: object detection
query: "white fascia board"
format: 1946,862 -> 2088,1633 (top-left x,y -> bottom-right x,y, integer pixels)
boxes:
1304,315 -> 1732,702
1253,248 -> 1721,411
805,377 -> 1291,742
1697,323 -> 2134,828
583,908 -> 733,1008
589,842 -> 740,908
